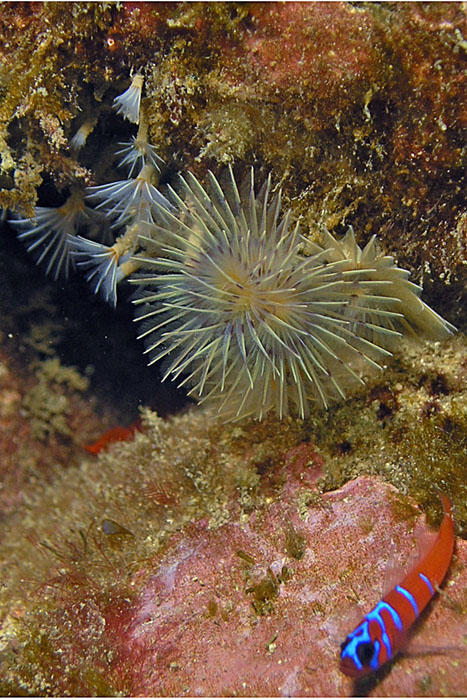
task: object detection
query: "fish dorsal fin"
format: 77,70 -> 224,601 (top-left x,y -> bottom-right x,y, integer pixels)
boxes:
382,538 -> 408,596
382,521 -> 437,596
406,516 -> 438,579
412,520 -> 437,566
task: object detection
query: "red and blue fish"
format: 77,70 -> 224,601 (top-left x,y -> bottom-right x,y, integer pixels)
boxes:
339,494 -> 455,678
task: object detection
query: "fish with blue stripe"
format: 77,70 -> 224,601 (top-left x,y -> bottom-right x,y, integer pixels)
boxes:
339,493 -> 455,678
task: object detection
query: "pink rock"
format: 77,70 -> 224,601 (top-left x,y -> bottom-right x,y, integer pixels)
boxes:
105,475 -> 467,696
243,2 -> 380,90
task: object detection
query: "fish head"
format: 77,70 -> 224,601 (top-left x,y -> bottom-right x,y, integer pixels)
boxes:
339,624 -> 380,678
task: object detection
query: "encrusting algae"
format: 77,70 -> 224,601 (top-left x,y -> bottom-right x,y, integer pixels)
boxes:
0,2 -> 466,697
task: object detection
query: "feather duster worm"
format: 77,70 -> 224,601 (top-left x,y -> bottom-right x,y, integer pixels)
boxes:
113,73 -> 144,125
9,190 -> 98,280
86,164 -> 172,228
130,167 -> 455,421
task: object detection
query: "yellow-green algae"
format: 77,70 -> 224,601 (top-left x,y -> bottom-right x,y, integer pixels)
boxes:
0,2 -> 465,295
0,3 -> 117,212
22,358 -> 89,440
315,334 -> 467,534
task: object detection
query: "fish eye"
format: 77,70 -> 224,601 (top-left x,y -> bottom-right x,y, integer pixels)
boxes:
356,641 -> 375,665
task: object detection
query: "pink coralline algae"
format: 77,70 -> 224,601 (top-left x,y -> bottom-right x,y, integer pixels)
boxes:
239,3 -> 383,96
103,475 -> 466,697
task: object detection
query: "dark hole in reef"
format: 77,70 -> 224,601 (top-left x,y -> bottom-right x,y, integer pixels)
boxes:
255,456 -> 277,476
54,275 -> 191,420
376,402 -> 393,420
336,440 -> 352,455
30,173 -> 66,208
429,373 -> 450,396
418,372 -> 450,398
1,219 -> 191,423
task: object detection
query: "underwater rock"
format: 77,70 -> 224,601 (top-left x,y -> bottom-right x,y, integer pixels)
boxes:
1,2 -> 465,296
103,476 -> 466,697
0,342 -> 466,696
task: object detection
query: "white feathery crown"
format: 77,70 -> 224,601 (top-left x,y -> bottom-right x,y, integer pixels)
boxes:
113,73 -> 144,125
130,166 -> 455,420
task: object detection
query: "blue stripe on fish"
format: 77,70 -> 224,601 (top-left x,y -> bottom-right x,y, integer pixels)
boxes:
418,572 -> 435,595
367,600 -> 403,660
395,585 -> 419,616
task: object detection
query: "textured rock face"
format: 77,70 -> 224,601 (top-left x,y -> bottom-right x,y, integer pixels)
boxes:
0,381 -> 465,696
0,4 -> 466,695
1,2 -> 465,301
104,476 -> 467,697
0,345 -> 108,519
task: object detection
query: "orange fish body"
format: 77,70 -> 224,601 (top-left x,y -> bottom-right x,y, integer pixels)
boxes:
339,494 -> 455,678
84,421 -> 140,454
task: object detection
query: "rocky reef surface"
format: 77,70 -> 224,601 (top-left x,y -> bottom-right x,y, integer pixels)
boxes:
0,2 -> 466,696
0,2 -> 465,305
0,328 -> 466,695
100,475 -> 467,697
